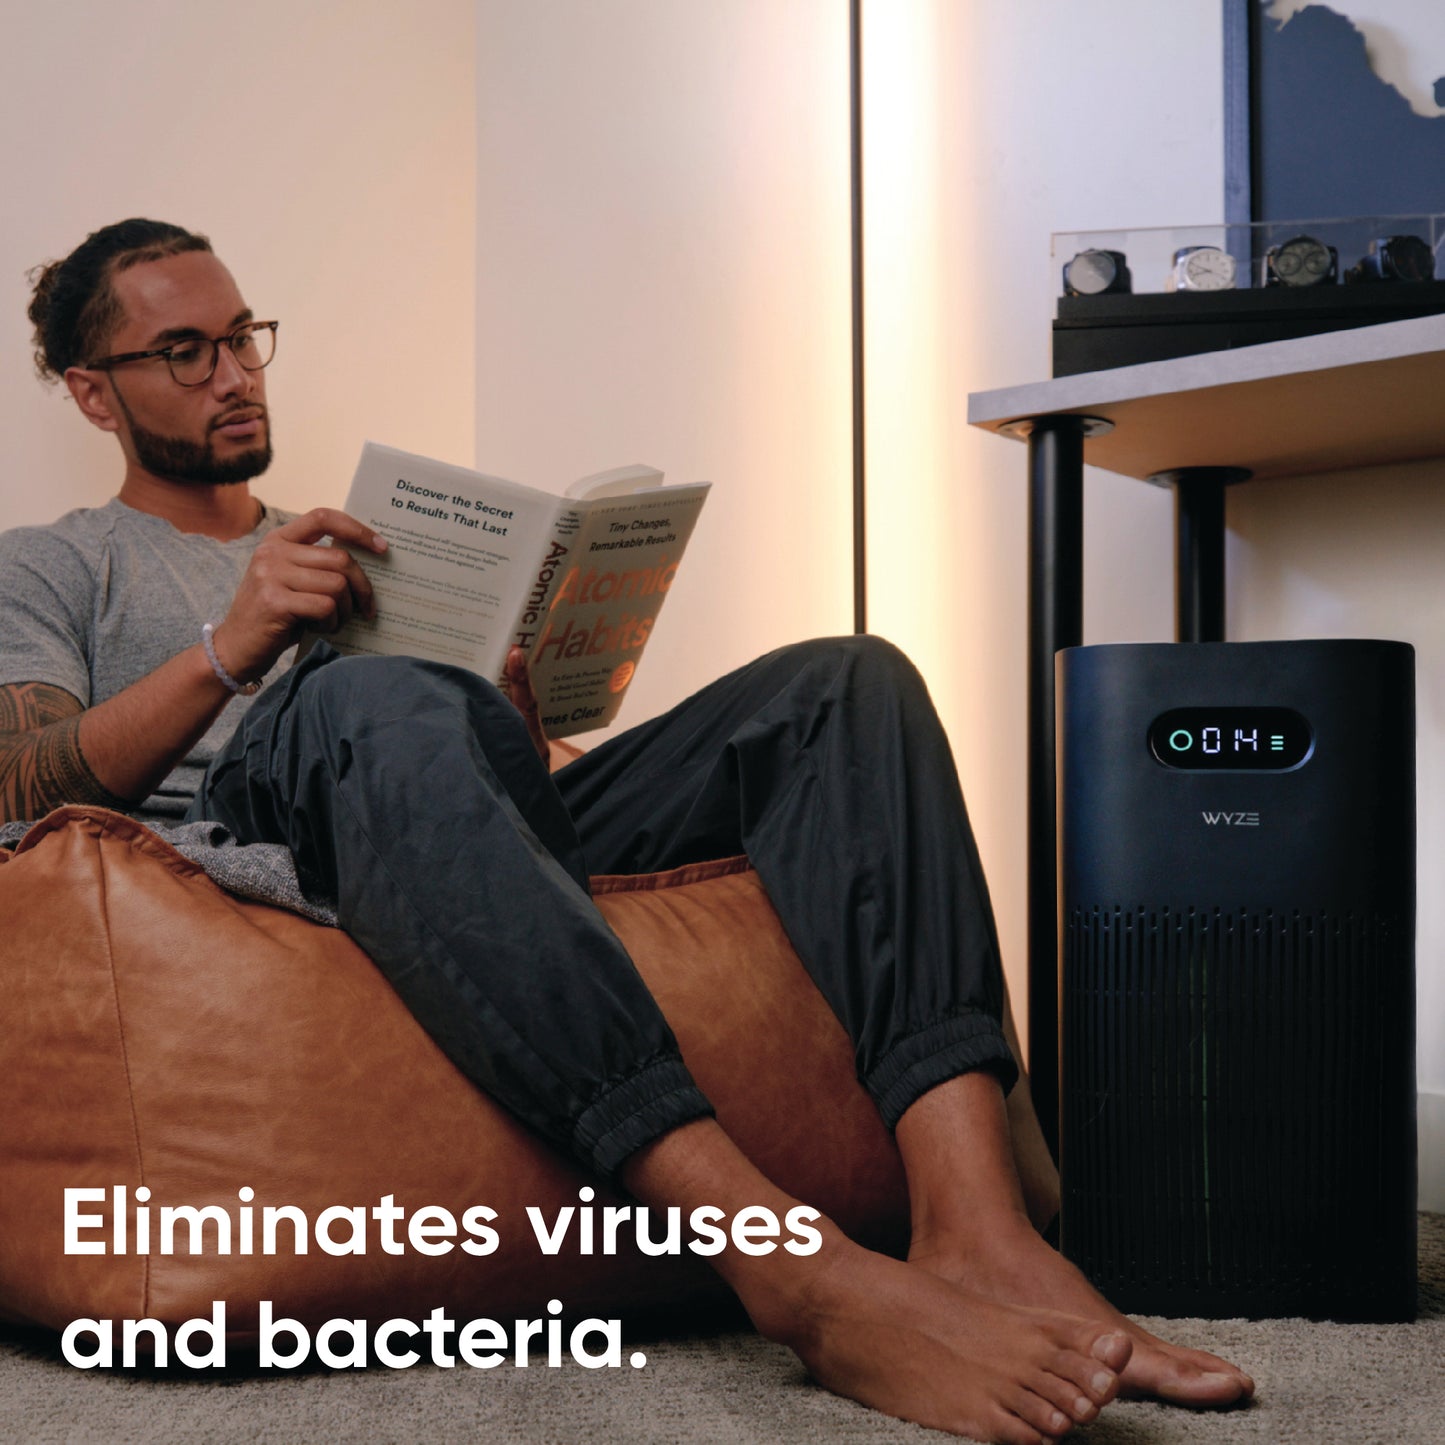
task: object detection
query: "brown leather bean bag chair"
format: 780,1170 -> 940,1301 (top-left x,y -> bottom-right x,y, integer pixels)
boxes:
0,806 -> 908,1342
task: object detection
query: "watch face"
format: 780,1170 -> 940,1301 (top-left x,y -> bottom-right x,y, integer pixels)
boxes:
1178,246 -> 1237,291
1382,234 -> 1434,282
1271,236 -> 1334,287
1065,249 -> 1119,296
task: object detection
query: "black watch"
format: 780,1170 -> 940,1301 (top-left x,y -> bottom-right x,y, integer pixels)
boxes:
1263,234 -> 1338,288
1345,234 -> 1436,284
1062,249 -> 1132,298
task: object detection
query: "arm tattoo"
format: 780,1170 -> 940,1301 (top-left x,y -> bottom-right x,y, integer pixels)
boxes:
0,682 -> 130,823
0,681 -> 79,732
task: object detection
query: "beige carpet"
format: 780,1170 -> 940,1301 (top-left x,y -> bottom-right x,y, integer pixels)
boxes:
2,1215 -> 1441,1444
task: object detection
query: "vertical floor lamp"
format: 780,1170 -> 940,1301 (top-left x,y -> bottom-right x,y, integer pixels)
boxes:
850,0 -> 866,635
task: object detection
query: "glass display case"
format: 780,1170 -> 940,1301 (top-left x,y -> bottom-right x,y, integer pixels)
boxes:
1050,215 -> 1445,376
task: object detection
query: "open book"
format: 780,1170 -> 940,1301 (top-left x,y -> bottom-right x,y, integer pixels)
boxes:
317,442 -> 710,736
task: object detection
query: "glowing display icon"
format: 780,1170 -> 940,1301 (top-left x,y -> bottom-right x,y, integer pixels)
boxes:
1148,707 -> 1314,771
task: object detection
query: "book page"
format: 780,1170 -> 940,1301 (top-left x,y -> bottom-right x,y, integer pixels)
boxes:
563,463 -> 663,499
323,442 -> 560,675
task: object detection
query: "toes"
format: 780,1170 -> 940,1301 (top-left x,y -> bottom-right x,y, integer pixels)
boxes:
1090,1329 -> 1132,1371
1033,1320 -> 1132,1408
1154,1367 -> 1252,1406
1031,1365 -> 1101,1424
1124,1349 -> 1254,1406
1174,1347 -> 1255,1397
1123,1329 -> 1254,1401
1045,1344 -> 1123,1410
998,1385 -> 1077,1443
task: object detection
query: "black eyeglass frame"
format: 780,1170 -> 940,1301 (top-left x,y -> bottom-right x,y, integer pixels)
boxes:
88,320 -> 279,387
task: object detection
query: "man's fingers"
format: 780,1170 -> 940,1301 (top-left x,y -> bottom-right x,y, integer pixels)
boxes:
262,563 -> 358,633
222,517 -> 382,677
277,506 -> 388,555
286,544 -> 377,619
342,555 -> 375,620
273,583 -> 352,635
505,646 -> 549,763
505,646 -> 536,703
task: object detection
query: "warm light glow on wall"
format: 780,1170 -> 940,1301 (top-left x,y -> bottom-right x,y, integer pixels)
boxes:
855,0 -> 1031,1053
475,0 -> 854,736
860,3 -> 947,657
857,2 -> 1000,728
855,0 -> 1017,734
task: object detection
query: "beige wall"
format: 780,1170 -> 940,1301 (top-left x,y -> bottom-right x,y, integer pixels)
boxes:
0,0 -> 477,529
474,0 -> 855,715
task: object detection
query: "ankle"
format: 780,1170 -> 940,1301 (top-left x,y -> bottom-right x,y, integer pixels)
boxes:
721,1217 -> 856,1351
908,1197 -> 1038,1269
908,1146 -> 1038,1238
1022,1179 -> 1062,1234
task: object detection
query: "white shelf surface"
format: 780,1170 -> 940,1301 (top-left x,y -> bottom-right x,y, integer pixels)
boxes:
966,314 -> 1445,483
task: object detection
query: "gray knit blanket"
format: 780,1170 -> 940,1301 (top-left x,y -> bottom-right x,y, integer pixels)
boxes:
0,817 -> 339,927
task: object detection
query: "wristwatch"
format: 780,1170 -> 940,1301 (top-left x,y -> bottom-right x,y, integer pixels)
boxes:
1062,249 -> 1132,298
1345,234 -> 1436,284
1263,235 -> 1338,288
1167,245 -> 1237,293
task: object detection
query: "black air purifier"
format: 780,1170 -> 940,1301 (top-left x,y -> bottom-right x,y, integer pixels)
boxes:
1057,640 -> 1416,1322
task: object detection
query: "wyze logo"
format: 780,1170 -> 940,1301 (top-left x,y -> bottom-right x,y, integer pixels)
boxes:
1202,811 -> 1260,827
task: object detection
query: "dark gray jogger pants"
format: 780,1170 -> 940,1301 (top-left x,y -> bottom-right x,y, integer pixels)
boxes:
191,636 -> 1017,1178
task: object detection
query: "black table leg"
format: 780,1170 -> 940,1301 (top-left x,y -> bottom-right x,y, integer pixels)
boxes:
1025,416 -> 1086,1158
1153,467 -> 1251,642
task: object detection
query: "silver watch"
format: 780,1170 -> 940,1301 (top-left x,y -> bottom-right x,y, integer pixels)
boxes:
1167,245 -> 1237,293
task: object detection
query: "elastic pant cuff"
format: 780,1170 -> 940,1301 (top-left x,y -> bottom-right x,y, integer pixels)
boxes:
572,1058 -> 716,1180
866,1013 -> 1020,1131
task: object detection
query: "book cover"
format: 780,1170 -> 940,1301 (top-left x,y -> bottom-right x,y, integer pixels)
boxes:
320,442 -> 709,735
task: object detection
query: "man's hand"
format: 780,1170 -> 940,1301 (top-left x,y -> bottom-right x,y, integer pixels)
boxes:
0,511 -> 390,825
209,509 -> 387,684
504,646 -> 551,764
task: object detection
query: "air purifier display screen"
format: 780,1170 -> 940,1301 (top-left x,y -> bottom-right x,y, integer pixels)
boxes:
1148,707 -> 1313,770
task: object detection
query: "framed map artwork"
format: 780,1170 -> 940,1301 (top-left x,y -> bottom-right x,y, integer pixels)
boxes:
1224,0 -> 1445,226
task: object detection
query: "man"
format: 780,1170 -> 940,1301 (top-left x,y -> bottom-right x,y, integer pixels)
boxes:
0,219 -> 1251,1443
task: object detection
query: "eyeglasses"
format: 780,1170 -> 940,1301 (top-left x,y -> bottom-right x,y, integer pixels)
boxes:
89,320 -> 279,387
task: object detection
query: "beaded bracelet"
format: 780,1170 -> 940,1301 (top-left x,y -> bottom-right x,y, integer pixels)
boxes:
201,623 -> 262,696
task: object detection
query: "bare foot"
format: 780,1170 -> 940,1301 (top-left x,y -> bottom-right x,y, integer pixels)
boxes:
909,1210 -> 1254,1408
741,1223 -> 1134,1444
621,1114 -> 1134,1442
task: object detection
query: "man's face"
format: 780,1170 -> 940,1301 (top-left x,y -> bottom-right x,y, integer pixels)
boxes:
97,251 -> 273,487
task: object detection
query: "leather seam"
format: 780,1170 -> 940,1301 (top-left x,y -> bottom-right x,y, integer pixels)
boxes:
590,855 -> 753,894
90,817 -> 151,1320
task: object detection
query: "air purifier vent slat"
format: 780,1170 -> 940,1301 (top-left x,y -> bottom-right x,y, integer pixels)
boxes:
1061,904 -> 1413,1321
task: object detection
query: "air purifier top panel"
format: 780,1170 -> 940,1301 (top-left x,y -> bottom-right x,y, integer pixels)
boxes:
1057,639 -> 1414,913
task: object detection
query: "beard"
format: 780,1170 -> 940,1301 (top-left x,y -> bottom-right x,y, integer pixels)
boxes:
128,414 -> 274,486
109,379 -> 274,486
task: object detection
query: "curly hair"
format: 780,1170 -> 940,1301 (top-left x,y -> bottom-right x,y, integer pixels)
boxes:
27,219 -> 213,383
